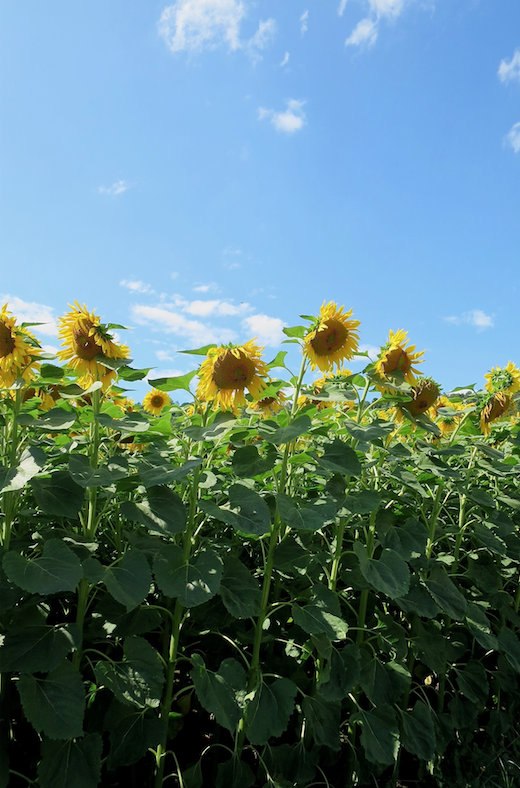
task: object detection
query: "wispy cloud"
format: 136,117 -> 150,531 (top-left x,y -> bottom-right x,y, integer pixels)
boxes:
258,99 -> 307,134
158,0 -> 276,59
444,310 -> 494,331
98,180 -> 131,196
242,313 -> 286,346
346,18 -> 378,47
344,0 -> 411,48
300,10 -> 308,35
120,280 -> 155,295
183,299 -> 250,317
505,122 -> 520,153
498,49 -> 520,84
280,51 -> 289,67
192,283 -> 219,293
132,304 -> 237,346
223,247 -> 242,269
338,0 -> 348,15
0,294 -> 58,336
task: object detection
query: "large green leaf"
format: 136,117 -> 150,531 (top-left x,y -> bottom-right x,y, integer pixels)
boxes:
38,734 -> 102,788
396,577 -> 440,619
342,490 -> 381,514
301,695 -> 341,750
215,758 -> 255,788
17,661 -> 85,740
292,603 -> 348,641
98,412 -> 150,433
498,627 -> 520,673
455,661 -> 489,704
32,408 -> 77,431
317,644 -> 361,701
31,472 -> 85,518
343,420 -> 395,443
0,446 -> 46,492
351,705 -> 399,765
103,549 -> 152,611
105,702 -> 165,770
228,484 -> 271,535
232,444 -> 277,477
198,499 -> 240,528
412,620 -> 446,674
148,370 -> 198,391
121,487 -> 186,536
354,544 -> 410,600
245,677 -> 297,745
138,457 -> 202,487
277,493 -> 336,532
318,438 -> 361,476
400,702 -> 436,761
191,655 -> 246,733
257,415 -> 311,445
0,606 -> 80,673
69,454 -> 129,487
94,636 -> 164,709
219,556 -> 261,619
465,602 -> 498,651
154,546 -> 223,607
425,566 -> 467,620
3,539 -> 83,595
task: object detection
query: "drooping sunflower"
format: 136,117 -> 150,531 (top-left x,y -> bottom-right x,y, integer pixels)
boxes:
375,329 -> 424,390
484,361 -> 520,396
480,392 -> 513,436
142,389 -> 171,416
303,302 -> 360,372
196,340 -> 269,412
250,388 -> 287,418
429,395 -> 466,437
57,302 -> 130,389
402,377 -> 440,417
0,304 -> 42,388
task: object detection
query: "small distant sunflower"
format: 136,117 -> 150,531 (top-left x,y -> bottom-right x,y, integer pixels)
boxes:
375,329 -> 424,389
196,340 -> 269,412
484,362 -> 520,396
251,389 -> 287,418
143,389 -> 171,416
480,392 -> 513,436
303,302 -> 360,372
0,304 -> 41,387
429,395 -> 466,437
57,302 -> 130,389
403,378 -> 440,417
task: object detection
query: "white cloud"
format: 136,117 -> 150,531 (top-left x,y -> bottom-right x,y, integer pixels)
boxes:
155,349 -> 175,361
338,0 -> 348,16
98,180 -> 130,196
344,0 -> 411,48
184,299 -> 250,317
132,304 -> 237,345
345,17 -> 377,46
192,282 -> 219,293
505,122 -> 520,153
171,271 -> 179,280
444,310 -> 494,331
258,99 -> 307,134
498,49 -> 520,84
247,18 -> 277,60
120,280 -> 155,295
0,295 -> 58,336
356,343 -> 380,361
280,51 -> 289,67
300,10 -> 308,35
242,314 -> 286,346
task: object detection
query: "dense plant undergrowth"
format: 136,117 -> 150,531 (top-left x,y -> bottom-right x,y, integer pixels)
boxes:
1,301 -> 520,788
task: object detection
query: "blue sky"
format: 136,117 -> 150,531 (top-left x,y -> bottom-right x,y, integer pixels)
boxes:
1,0 -> 519,397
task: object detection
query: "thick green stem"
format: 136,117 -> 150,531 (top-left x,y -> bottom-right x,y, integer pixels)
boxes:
329,517 -> 348,593
356,510 -> 377,646
1,388 -> 23,550
452,447 -> 477,570
425,484 -> 444,560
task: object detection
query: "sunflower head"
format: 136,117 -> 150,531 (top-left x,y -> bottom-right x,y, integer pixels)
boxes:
375,329 -> 424,391
303,302 -> 360,373
403,377 -> 440,417
484,361 -> 520,396
57,302 -> 130,390
480,391 -> 513,436
250,387 -> 287,418
0,304 -> 42,388
429,394 -> 466,437
196,340 -> 269,412
142,389 -> 171,416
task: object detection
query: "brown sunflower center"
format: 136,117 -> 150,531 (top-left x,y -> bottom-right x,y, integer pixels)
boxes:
381,347 -> 411,375
213,350 -> 256,390
310,319 -> 348,357
259,397 -> 276,406
484,393 -> 510,423
151,395 -> 164,408
0,321 -> 16,358
72,323 -> 103,360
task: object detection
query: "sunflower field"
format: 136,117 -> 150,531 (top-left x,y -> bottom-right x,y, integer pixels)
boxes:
1,301 -> 520,788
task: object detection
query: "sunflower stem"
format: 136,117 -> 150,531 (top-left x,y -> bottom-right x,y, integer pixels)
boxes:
356,510 -> 377,646
1,386 -> 23,550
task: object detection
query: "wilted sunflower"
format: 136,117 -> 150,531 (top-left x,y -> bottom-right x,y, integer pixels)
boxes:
57,302 -> 130,389
142,389 -> 171,416
484,361 -> 520,396
196,340 -> 269,412
0,304 -> 42,387
375,329 -> 424,390
480,392 -> 513,436
403,377 -> 440,417
303,302 -> 360,372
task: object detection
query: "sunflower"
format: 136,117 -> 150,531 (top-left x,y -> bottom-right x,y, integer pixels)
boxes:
484,361 -> 520,396
142,389 -> 171,416
0,304 -> 42,388
57,302 -> 130,389
375,329 -> 424,389
480,392 -> 513,436
403,378 -> 440,417
303,302 -> 360,372
196,340 -> 269,412
250,389 -> 287,418
429,395 -> 466,437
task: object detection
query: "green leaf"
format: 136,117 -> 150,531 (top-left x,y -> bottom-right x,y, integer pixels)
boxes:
179,344 -> 217,356
382,518 -> 428,561
258,415 -> 311,445
154,546 -> 223,607
0,446 -> 46,492
38,734 -> 102,788
69,454 -> 129,487
0,606 -> 80,673
98,412 -> 150,433
343,420 -> 396,443
267,351 -> 288,369
301,695 -> 341,750
105,703 -> 165,770
396,577 -> 440,619
118,365 -> 153,381
351,705 -> 399,765
37,363 -> 66,381
229,484 -> 271,535
191,655 -> 246,733
498,627 -> 520,673
3,539 -> 83,595
474,522 -> 507,556
354,544 -> 410,600
219,556 -> 261,619
17,661 -> 85,740
31,472 -> 85,518
318,644 -> 361,701
425,566 -> 467,620
318,438 -> 361,476
467,487 -> 495,509
94,636 -> 164,709
455,661 -> 489,704
400,702 -> 436,761
282,325 -> 306,339
412,620 -> 446,674
292,602 -> 348,641
246,678 -> 297,745
342,490 -> 381,514
277,493 -> 336,532
103,549 -> 152,611
32,408 -> 78,431
216,758 -> 255,788
148,370 -> 198,392
465,602 -> 498,651
232,444 -> 277,477
198,499 -> 239,528
138,457 -> 202,487
121,487 -> 186,536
